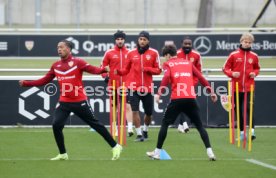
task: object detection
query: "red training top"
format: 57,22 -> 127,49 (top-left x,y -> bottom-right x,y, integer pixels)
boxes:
22,55 -> 106,102
117,47 -> 161,93
177,49 -> 202,85
101,45 -> 129,89
158,57 -> 212,99
223,48 -> 260,92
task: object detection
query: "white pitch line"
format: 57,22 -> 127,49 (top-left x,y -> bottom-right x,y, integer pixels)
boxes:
0,158 -> 259,161
1,158 -> 276,162
246,159 -> 276,171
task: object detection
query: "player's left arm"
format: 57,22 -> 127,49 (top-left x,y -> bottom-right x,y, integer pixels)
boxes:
157,64 -> 170,96
195,54 -> 202,72
155,64 -> 170,103
100,52 -> 110,78
253,56 -> 260,76
192,65 -> 217,102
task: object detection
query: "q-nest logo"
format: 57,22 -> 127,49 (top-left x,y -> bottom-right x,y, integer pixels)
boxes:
18,87 -> 50,120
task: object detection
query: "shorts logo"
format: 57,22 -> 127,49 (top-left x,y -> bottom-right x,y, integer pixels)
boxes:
25,41 -> 34,51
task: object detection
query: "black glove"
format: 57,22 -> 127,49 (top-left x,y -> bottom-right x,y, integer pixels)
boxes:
104,76 -> 109,84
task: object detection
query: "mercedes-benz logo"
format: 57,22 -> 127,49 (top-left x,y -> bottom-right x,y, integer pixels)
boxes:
193,36 -> 212,55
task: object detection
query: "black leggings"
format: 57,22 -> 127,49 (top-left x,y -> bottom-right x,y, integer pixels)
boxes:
234,92 -> 255,131
53,100 -> 116,154
157,98 -> 211,149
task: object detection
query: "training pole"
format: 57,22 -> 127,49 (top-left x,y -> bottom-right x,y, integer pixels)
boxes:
231,81 -> 235,144
243,92 -> 248,149
228,81 -> 232,144
120,82 -> 126,145
236,82 -> 241,147
117,85 -> 121,143
124,82 -> 127,145
123,87 -> 127,145
112,80 -> 116,139
248,85 -> 254,152
109,94 -> 113,136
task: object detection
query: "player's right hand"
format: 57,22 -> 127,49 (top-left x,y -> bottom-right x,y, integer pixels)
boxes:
154,94 -> 160,104
104,66 -> 110,72
210,93 -> 218,103
19,80 -> 24,87
104,76 -> 109,83
232,72 -> 240,78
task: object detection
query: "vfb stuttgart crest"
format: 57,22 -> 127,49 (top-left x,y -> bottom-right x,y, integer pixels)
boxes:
25,41 -> 34,51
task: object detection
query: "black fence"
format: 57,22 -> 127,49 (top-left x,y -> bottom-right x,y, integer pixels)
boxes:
0,77 -> 275,126
0,33 -> 275,57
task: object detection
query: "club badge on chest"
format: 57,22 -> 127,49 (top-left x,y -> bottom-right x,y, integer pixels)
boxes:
68,61 -> 74,67
146,55 -> 151,60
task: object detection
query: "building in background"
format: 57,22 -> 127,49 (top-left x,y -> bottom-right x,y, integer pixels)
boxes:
0,0 -> 275,28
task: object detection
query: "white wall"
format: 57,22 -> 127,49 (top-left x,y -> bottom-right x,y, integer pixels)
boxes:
0,2 -> 4,25
0,0 -> 275,26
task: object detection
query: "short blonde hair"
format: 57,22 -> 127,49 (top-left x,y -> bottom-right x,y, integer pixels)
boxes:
240,32 -> 254,43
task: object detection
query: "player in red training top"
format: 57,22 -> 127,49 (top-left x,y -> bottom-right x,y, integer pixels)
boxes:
146,45 -> 217,161
116,31 -> 162,142
175,37 -> 202,133
19,40 -> 122,161
101,30 -> 134,136
223,32 -> 260,141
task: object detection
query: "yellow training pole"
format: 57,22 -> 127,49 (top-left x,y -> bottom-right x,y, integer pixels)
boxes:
120,82 -> 125,145
228,81 -> 232,144
112,80 -> 116,139
236,82 -> 240,147
248,85 -> 254,152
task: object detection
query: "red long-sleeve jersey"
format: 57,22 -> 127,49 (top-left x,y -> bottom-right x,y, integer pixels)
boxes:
158,58 -> 211,99
177,49 -> 202,85
22,55 -> 106,102
101,45 -> 129,89
223,48 -> 260,92
117,47 -> 162,93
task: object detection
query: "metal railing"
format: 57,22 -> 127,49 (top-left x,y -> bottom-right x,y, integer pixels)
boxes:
0,27 -> 275,35
1,68 -> 276,76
